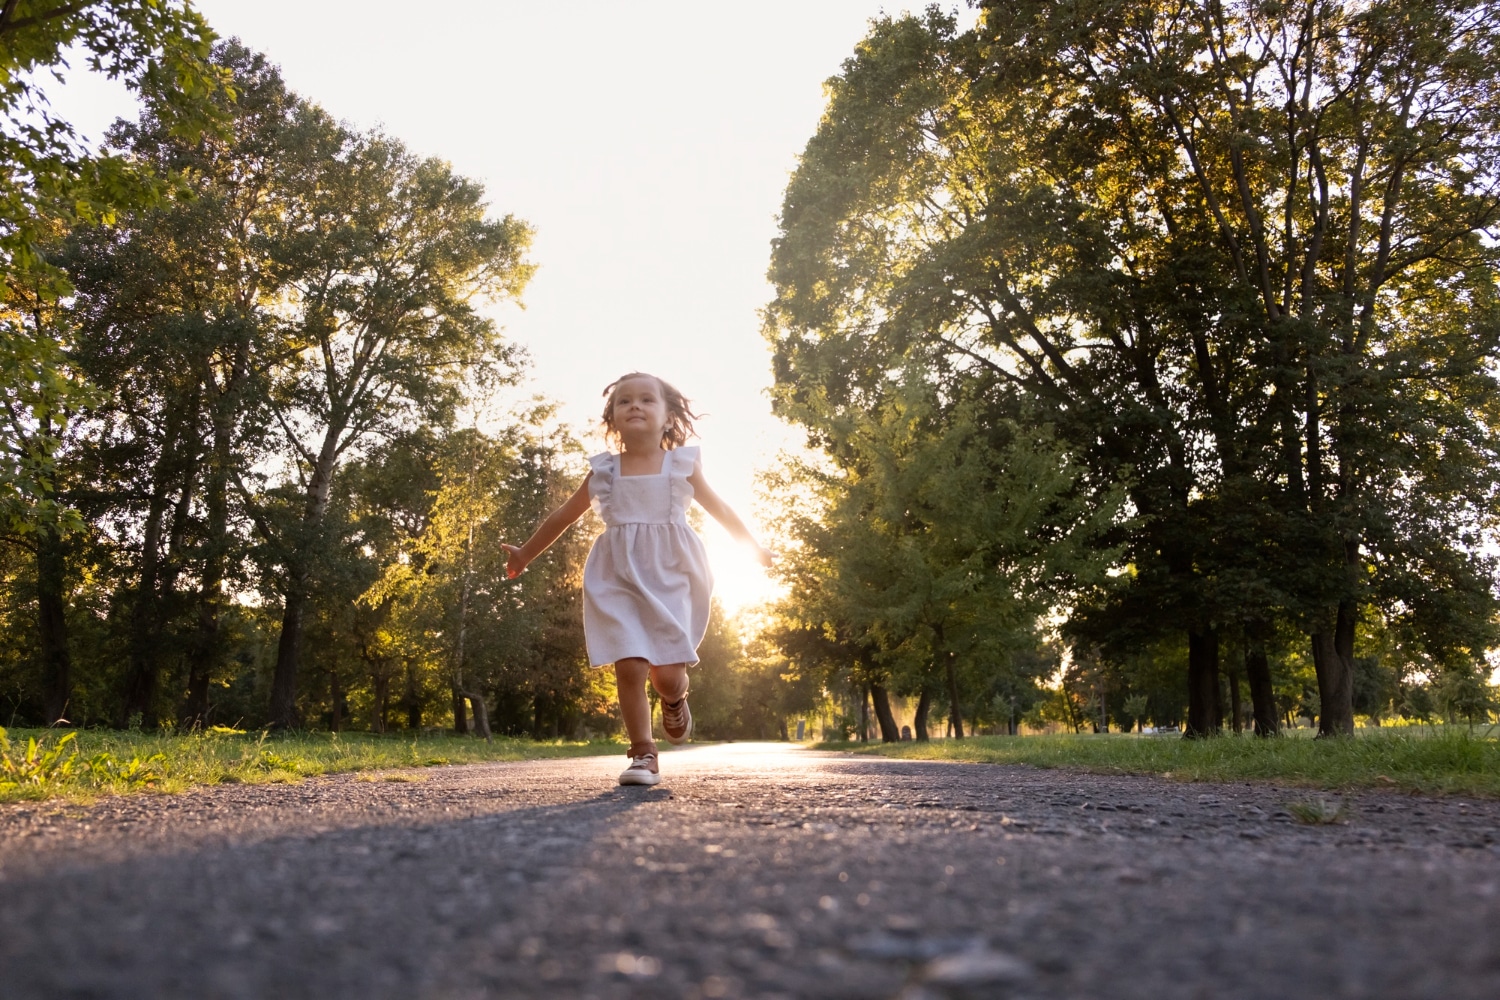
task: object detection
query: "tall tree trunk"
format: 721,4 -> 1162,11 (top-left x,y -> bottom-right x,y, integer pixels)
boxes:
944,654 -> 965,739
123,400 -> 197,729
913,687 -> 932,741
268,580 -> 308,729
468,694 -> 491,742
452,685 -> 468,734
121,489 -> 166,728
1184,629 -> 1222,738
451,523 -> 490,742
37,525 -> 71,726
329,668 -> 342,733
1311,601 -> 1357,736
404,659 -> 421,730
267,434 -> 341,730
371,660 -> 389,734
181,598 -> 218,729
859,685 -> 870,742
1227,663 -> 1243,734
871,683 -> 900,742
183,412 -> 232,729
1245,631 -> 1279,737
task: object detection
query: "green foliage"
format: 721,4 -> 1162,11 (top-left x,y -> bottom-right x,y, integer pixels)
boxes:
0,727 -> 620,803
0,40 -> 559,734
1,0 -> 231,537
766,1 -> 1500,736
0,725 -> 78,791
766,362 -> 1120,738
824,726 -> 1500,798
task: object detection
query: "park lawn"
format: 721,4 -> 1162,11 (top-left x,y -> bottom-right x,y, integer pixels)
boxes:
0,727 -> 621,805
818,727 -> 1500,798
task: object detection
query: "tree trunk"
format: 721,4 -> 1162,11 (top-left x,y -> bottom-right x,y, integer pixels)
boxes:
913,687 -> 932,741
944,655 -> 965,738
268,582 -> 308,729
871,683 -> 900,742
121,485 -> 169,728
859,685 -> 870,742
123,401 -> 197,730
1184,629 -> 1222,738
1311,602 -> 1356,736
452,685 -> 468,734
450,522 -> 489,741
183,416 -> 232,730
37,526 -> 71,726
404,660 -> 421,730
1227,663 -> 1243,735
372,664 -> 389,734
1245,633 -> 1279,737
329,668 -> 343,733
467,693 -> 491,742
267,433 -> 341,730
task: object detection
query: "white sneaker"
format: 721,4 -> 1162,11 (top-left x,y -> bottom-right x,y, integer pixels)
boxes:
619,751 -> 660,786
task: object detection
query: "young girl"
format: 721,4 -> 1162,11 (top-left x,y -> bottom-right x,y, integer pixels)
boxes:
502,373 -> 773,786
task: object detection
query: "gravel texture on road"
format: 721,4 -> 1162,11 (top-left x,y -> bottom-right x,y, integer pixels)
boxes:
1,742 -> 1497,999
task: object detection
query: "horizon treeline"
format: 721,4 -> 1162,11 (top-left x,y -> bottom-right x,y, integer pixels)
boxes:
763,0 -> 1500,739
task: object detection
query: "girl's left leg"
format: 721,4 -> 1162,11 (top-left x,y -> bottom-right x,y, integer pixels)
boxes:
650,663 -> 692,744
648,663 -> 687,702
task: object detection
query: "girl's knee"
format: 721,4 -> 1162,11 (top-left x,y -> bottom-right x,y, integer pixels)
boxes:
649,664 -> 688,701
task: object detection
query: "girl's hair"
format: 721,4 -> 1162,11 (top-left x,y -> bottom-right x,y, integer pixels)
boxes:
600,372 -> 699,449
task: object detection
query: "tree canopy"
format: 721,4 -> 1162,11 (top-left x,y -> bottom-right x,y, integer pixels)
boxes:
766,0 -> 1500,736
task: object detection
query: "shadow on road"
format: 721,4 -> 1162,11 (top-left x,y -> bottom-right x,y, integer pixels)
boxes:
0,767 -> 680,999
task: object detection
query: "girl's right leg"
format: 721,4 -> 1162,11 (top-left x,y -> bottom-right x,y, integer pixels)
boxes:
614,658 -> 659,785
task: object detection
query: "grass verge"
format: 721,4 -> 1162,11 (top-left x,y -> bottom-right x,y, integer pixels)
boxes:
817,727 -> 1500,798
0,726 -> 620,805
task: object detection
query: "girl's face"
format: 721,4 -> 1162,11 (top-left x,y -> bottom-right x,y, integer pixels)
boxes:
611,376 -> 668,443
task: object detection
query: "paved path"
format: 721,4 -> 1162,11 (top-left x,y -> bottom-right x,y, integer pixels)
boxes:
1,743 -> 1497,999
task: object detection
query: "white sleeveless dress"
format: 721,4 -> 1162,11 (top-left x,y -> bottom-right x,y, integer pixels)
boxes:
582,446 -> 713,667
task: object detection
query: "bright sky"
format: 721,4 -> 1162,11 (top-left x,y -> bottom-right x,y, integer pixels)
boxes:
52,0 -> 974,611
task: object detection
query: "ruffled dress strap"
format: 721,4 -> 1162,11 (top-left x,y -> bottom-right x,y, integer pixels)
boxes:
587,451 -> 614,520
667,445 -> 699,520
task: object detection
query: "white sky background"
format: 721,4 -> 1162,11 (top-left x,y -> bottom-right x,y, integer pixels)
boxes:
51,1 -> 978,611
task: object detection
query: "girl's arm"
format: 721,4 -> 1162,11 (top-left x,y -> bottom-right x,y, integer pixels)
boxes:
687,460 -> 774,568
501,474 -> 593,579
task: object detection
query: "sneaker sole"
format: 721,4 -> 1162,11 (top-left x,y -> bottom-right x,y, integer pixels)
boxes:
619,770 -> 661,786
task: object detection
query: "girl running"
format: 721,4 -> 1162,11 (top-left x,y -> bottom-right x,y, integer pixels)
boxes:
502,373 -> 773,785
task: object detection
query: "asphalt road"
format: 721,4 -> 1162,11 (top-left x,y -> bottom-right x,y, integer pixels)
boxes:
1,742 -> 1497,999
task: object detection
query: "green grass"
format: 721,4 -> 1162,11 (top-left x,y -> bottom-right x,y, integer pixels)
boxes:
817,726 -> 1500,798
0,726 -> 621,804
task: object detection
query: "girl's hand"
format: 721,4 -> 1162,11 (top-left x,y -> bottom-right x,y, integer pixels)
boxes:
754,545 -> 776,569
500,543 -> 528,579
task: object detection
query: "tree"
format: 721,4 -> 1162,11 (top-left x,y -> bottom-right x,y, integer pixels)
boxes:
252,124 -> 534,728
765,1 -> 1500,739
61,44 -> 338,727
357,418 -> 597,740
769,362 -> 1118,741
2,0 -> 226,510
2,0 -> 228,724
